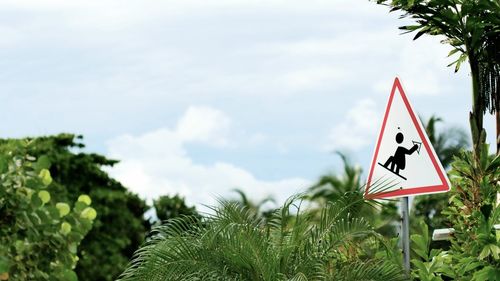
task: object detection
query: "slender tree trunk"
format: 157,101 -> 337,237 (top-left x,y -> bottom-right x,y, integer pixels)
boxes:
497,110 -> 500,155
469,56 -> 485,163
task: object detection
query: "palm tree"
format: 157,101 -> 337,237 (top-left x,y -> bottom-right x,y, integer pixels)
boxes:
307,153 -> 399,236
308,153 -> 362,204
373,0 -> 500,158
117,194 -> 404,281
412,115 -> 469,230
424,115 -> 469,169
229,188 -> 275,221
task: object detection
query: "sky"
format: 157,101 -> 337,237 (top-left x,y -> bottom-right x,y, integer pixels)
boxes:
0,0 -> 496,211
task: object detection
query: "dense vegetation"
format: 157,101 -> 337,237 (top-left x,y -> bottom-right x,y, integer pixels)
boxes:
0,135 -> 149,281
410,146 -> 500,280
0,141 -> 96,281
119,193 -> 405,281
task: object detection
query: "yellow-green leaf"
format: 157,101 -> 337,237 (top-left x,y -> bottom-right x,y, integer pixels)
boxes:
77,195 -> 92,205
81,207 -> 97,220
479,246 -> 491,260
38,190 -> 51,204
60,222 -> 72,235
56,203 -> 70,217
38,169 -> 53,186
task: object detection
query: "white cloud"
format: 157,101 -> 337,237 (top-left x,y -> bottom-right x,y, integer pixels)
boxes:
325,98 -> 381,151
280,66 -> 346,91
106,106 -> 310,212
176,106 -> 231,147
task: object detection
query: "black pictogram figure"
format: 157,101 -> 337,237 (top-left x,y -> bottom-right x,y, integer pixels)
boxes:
377,132 -> 419,180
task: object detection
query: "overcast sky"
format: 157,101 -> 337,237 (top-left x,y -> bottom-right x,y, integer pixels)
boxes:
1,0 -> 496,210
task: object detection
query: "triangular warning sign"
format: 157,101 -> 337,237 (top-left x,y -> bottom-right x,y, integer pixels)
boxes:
365,78 -> 450,199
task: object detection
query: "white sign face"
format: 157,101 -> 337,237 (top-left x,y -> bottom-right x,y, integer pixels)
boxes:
364,78 -> 450,199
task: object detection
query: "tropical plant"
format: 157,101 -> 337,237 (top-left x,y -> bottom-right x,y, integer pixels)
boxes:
229,188 -> 276,221
0,140 -> 96,281
440,144 -> 500,280
118,194 -> 405,280
308,153 -> 399,236
410,220 -> 455,281
308,153 -> 362,203
424,115 -> 469,169
373,0 -> 500,158
412,115 -> 469,231
410,145 -> 500,280
0,134 -> 150,281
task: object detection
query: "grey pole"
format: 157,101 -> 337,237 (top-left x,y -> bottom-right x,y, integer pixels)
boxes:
401,196 -> 411,276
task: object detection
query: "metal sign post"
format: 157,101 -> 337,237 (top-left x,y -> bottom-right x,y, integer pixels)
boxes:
401,196 -> 410,276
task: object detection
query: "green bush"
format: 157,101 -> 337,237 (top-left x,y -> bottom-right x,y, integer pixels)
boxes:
0,141 -> 96,281
411,146 -> 500,280
0,134 -> 150,281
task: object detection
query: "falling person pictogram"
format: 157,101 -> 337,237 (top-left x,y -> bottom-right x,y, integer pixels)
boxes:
377,131 -> 420,180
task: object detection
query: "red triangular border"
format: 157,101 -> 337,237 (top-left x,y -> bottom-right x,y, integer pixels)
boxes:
364,78 -> 450,199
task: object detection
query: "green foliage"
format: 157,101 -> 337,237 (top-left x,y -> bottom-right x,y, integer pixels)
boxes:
153,194 -> 200,223
0,134 -> 150,281
228,188 -> 276,222
424,115 -> 469,169
0,141 -> 95,280
308,153 -> 399,236
411,146 -> 499,280
373,0 -> 500,163
118,194 -> 404,280
412,115 -> 468,231
308,153 -> 362,202
373,0 -> 499,113
410,220 -> 454,281
443,145 -> 500,279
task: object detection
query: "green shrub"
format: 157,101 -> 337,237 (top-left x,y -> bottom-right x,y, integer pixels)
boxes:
0,141 -> 96,280
0,134 -> 150,281
411,146 -> 500,280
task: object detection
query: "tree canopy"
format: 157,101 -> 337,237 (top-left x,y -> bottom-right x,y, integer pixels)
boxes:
374,0 -> 500,157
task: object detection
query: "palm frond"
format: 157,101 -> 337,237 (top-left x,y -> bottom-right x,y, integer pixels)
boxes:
118,193 -> 404,280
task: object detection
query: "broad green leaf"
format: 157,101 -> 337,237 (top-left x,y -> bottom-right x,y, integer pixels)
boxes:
479,246 -> 491,260
0,256 -> 10,273
489,244 -> 499,260
56,203 -> 70,217
81,207 -> 97,220
38,190 -> 51,204
472,266 -> 500,281
38,169 -> 52,186
73,201 -> 87,213
60,222 -> 72,235
68,243 -> 78,254
35,155 -> 51,170
411,234 -> 429,260
31,193 -> 43,208
463,260 -> 482,272
77,194 -> 92,205
61,270 -> 78,281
